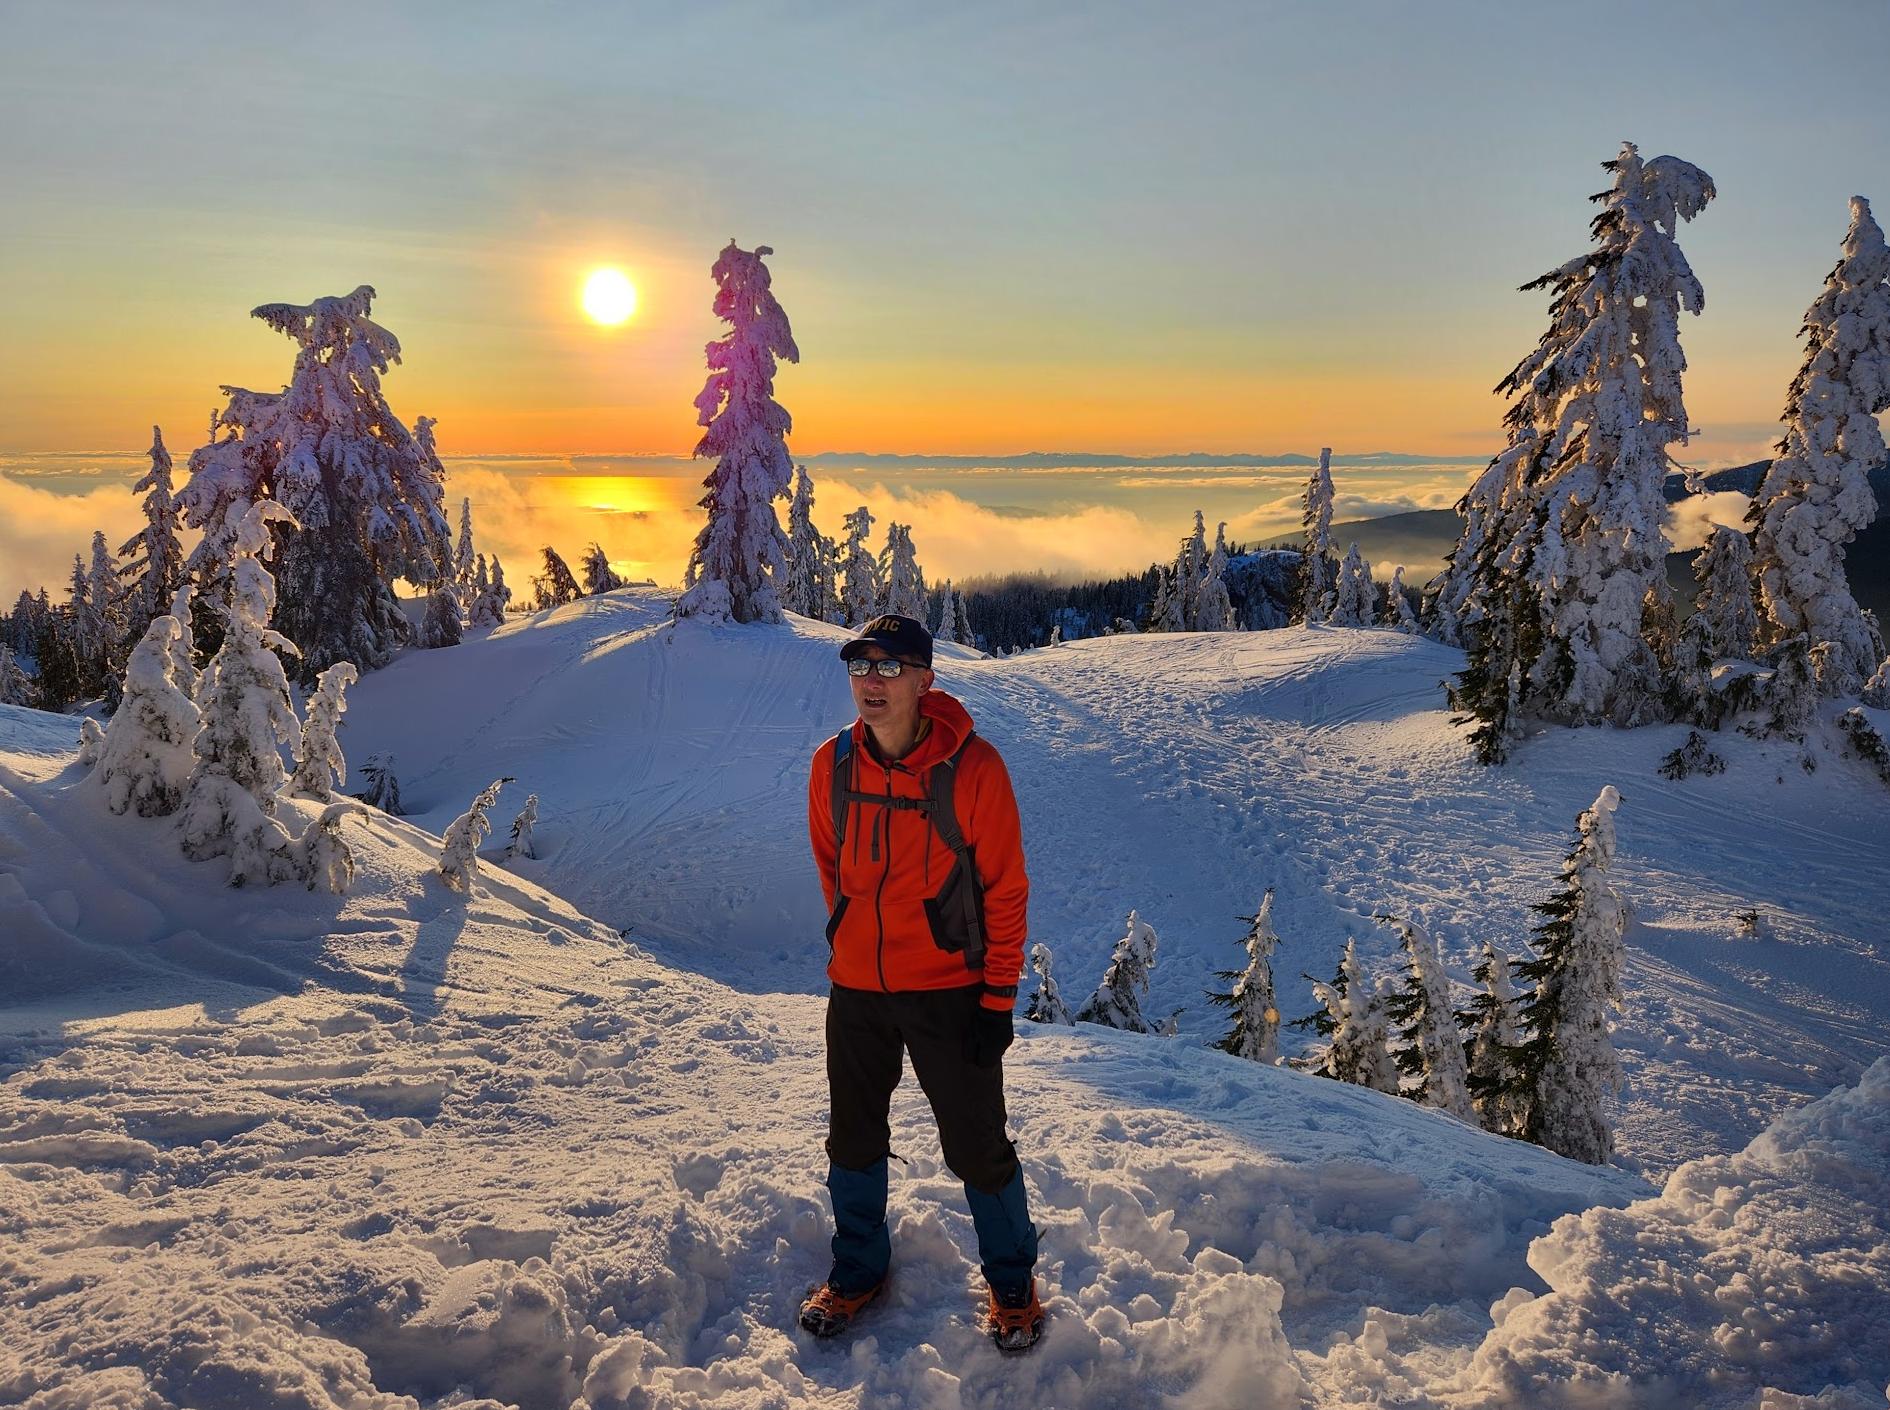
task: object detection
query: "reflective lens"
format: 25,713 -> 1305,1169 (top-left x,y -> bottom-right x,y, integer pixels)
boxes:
846,658 -> 908,678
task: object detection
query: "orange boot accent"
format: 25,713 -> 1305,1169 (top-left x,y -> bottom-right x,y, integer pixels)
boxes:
984,1277 -> 1045,1352
799,1280 -> 884,1338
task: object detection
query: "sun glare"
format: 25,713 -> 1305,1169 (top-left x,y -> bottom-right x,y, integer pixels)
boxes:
581,267 -> 638,326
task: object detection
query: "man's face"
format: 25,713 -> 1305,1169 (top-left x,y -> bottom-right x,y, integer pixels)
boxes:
850,645 -> 932,727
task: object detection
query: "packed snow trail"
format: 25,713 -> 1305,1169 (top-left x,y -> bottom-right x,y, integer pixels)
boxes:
342,590 -> 1890,1176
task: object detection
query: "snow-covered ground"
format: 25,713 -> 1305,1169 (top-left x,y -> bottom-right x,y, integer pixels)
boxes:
4,592 -> 1888,1408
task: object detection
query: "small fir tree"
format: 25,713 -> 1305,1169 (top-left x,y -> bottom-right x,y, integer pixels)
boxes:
453,497 -> 476,599
1384,565 -> 1422,634
1381,915 -> 1475,1120
117,426 -> 189,658
533,546 -> 582,610
165,580 -> 200,700
175,501 -> 305,885
1023,941 -> 1075,1025
1208,889 -> 1283,1063
420,581 -> 463,648
1196,521 -> 1236,632
838,506 -> 879,626
440,776 -> 514,893
781,464 -> 832,619
1511,785 -> 1628,1164
878,523 -> 927,618
1075,910 -> 1159,1033
1458,940 -> 1526,1136
1330,542 -> 1375,627
1300,448 -> 1338,624
0,644 -> 31,706
1749,196 -> 1890,696
286,661 -> 358,801
90,615 -> 202,817
507,793 -> 540,860
675,241 -> 799,624
582,542 -> 624,596
1684,525 -> 1760,663
353,754 -> 404,815
953,591 -> 976,650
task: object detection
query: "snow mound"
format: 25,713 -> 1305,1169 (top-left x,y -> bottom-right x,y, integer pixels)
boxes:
1460,1058 -> 1890,1408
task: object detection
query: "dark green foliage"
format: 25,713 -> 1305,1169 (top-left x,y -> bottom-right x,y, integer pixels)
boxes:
1658,730 -> 1726,780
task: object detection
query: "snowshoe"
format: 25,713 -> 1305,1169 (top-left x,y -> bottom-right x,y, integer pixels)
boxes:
983,1278 -> 1045,1353
799,1280 -> 883,1338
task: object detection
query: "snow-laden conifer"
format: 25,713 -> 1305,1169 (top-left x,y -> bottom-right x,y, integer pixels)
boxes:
953,591 -> 976,651
1196,522 -> 1235,632
1385,565 -> 1422,634
1300,448 -> 1337,624
1447,145 -> 1715,749
164,579 -> 200,701
1075,910 -> 1159,1033
91,615 -> 202,817
781,464 -> 832,619
78,718 -> 105,766
420,582 -> 462,649
1317,939 -> 1399,1092
1382,915 -> 1475,1120
469,555 -> 510,628
1683,525 -> 1759,663
176,501 -> 305,885
1208,888 -> 1283,1063
117,427 -> 188,656
0,644 -> 31,706
838,507 -> 879,626
934,583 -> 956,642
581,543 -> 624,596
1178,512 -> 1209,626
1863,655 -> 1890,709
1750,197 -> 1890,696
878,523 -> 927,619
1024,942 -> 1074,1025
1512,785 -> 1628,1163
533,546 -> 582,610
453,497 -> 476,599
675,242 -> 799,625
1330,542 -> 1375,627
176,288 -> 451,684
288,802 -> 368,894
1459,940 -> 1525,1136
286,661 -> 357,801
507,793 -> 539,860
1147,566 -> 1186,633
440,776 -> 514,893
1358,975 -> 1403,1095
353,754 -> 404,815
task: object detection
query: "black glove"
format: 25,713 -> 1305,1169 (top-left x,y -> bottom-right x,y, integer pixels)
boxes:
964,1006 -> 1014,1068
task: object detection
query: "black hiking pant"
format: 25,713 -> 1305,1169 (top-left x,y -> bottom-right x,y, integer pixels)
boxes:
825,982 -> 1019,1192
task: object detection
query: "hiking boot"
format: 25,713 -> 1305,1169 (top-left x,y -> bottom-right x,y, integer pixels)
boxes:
983,1276 -> 1045,1352
799,1279 -> 884,1338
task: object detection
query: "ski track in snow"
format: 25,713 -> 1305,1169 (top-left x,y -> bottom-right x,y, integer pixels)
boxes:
5,592 -> 1889,1409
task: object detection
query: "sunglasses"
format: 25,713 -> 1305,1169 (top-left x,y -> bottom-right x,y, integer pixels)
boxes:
846,657 -> 922,678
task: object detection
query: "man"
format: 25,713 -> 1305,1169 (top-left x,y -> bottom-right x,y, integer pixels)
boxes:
799,613 -> 1044,1352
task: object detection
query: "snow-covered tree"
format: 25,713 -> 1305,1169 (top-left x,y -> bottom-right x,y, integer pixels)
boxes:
32,612 -> 82,713
1208,888 -> 1283,1063
469,554 -> 511,628
176,288 -> 452,684
507,793 -> 539,860
1381,915 -> 1475,1120
1024,942 -> 1074,1025
582,542 -> 624,596
877,523 -> 927,619
1459,940 -> 1526,1136
1146,565 -> 1186,633
1178,512 -> 1209,626
1047,623 -> 1064,647
353,754 -> 404,815
1384,565 -> 1422,634
0,644 -> 30,706
117,426 -> 189,658
675,242 -> 799,625
1330,542 -> 1375,627
1357,974 -> 1403,1095
176,501 -> 305,885
419,582 -> 462,649
1447,145 -> 1716,753
85,529 -> 125,679
1300,448 -> 1337,624
90,615 -> 202,817
1075,910 -> 1159,1033
1680,524 -> 1760,666
165,580 -> 200,700
781,464 -> 834,619
934,582 -> 957,642
532,546 -> 582,610
1197,522 -> 1236,632
1312,938 -> 1399,1093
287,801 -> 367,894
286,661 -> 357,801
440,776 -> 514,893
953,591 -> 976,651
1749,196 -> 1890,696
454,497 -> 476,599
1863,655 -> 1890,709
838,506 -> 879,626
1511,785 -> 1628,1163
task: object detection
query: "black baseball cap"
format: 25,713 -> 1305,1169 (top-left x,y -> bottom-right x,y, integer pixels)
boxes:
839,614 -> 934,667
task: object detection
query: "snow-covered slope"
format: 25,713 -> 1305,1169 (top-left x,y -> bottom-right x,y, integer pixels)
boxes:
4,599 -> 1888,1409
345,589 -> 1890,1177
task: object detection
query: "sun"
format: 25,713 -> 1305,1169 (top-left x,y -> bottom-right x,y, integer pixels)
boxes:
581,267 -> 638,326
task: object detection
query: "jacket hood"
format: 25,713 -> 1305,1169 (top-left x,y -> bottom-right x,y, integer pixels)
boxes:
853,689 -> 974,770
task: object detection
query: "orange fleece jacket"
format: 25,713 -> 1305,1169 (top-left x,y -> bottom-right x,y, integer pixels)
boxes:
808,690 -> 1028,1011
